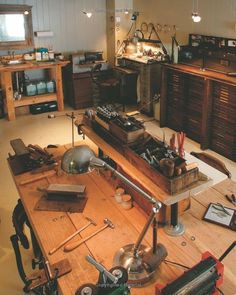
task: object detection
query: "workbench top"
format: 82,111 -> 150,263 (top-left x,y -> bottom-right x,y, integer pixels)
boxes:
9,141 -> 236,295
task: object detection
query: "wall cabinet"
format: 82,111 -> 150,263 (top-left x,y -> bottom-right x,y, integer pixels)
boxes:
160,64 -> 236,162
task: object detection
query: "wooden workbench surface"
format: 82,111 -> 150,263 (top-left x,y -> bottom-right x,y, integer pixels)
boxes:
10,142 -> 236,295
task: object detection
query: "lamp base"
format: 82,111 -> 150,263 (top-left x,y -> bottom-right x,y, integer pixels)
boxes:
164,222 -> 185,236
113,243 -> 167,286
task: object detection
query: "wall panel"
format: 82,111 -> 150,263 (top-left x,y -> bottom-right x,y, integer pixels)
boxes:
0,0 -> 107,55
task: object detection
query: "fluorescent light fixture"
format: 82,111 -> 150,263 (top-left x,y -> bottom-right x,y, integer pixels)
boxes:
83,11 -> 92,18
192,12 -> 201,22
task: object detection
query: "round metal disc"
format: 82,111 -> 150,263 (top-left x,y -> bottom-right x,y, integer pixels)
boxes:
164,222 -> 185,236
113,244 -> 155,285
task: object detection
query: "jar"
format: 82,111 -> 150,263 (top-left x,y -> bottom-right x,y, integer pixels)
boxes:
121,194 -> 132,210
114,187 -> 124,203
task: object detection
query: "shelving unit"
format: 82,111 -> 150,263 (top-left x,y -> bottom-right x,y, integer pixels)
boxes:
0,60 -> 69,120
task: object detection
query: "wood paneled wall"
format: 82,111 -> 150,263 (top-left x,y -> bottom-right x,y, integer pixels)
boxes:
0,0 -> 107,55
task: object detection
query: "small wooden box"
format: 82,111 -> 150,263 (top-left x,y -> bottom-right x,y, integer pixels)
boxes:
126,139 -> 199,195
109,121 -> 145,144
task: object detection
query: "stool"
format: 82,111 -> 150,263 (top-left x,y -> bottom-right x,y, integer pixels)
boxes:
91,64 -> 122,108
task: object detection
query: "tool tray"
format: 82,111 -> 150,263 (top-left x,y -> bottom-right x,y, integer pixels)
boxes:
83,115 -> 199,195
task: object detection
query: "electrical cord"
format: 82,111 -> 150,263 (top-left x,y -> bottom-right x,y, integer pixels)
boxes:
216,287 -> 224,295
164,259 -> 190,270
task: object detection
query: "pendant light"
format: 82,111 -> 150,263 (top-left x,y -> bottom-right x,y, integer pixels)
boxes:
192,0 -> 201,23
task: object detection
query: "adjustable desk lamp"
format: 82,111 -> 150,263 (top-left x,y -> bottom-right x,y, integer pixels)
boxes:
61,145 -> 167,284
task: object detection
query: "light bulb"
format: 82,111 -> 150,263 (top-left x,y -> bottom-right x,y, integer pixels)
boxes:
83,11 -> 92,18
192,12 -> 201,23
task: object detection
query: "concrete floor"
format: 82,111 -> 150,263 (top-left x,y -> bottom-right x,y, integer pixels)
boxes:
0,107 -> 235,294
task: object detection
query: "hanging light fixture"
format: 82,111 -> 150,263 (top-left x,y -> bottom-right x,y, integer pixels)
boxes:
83,11 -> 92,18
192,0 -> 201,23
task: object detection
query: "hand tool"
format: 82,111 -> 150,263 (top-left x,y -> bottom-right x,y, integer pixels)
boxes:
212,203 -> 231,216
225,194 -> 236,206
64,218 -> 114,252
19,170 -> 56,185
86,255 -> 118,284
49,217 -> 97,255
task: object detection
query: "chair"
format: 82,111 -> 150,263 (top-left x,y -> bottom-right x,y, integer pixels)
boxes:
91,63 -> 121,108
190,151 -> 231,178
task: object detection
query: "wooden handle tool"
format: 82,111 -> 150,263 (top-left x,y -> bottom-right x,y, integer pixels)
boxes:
64,218 -> 114,252
49,217 -> 97,255
19,170 -> 56,185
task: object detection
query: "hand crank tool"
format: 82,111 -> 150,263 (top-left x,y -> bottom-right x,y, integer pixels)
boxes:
64,218 -> 114,252
49,217 -> 97,255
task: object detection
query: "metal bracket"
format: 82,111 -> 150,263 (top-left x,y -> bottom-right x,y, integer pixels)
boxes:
28,258 -> 71,291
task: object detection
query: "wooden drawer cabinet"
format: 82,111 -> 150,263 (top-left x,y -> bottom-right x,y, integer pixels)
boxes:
160,64 -> 236,162
210,82 -> 236,161
163,69 -> 203,142
63,69 -> 93,109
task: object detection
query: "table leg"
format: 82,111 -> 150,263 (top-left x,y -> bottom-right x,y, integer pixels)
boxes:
164,202 -> 185,236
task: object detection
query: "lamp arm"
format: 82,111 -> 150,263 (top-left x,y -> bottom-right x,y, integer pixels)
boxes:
104,162 -> 161,209
133,207 -> 157,257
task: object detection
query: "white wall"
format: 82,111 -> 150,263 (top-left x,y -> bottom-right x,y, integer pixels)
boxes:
133,0 -> 236,52
0,0 -> 107,55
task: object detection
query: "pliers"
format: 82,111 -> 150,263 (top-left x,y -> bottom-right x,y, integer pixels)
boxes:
225,194 -> 236,206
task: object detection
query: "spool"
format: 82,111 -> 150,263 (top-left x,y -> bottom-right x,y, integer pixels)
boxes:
160,158 -> 175,177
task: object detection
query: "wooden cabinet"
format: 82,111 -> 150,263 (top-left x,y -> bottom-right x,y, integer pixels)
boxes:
160,64 -> 236,162
211,82 -> 236,160
118,58 -> 161,115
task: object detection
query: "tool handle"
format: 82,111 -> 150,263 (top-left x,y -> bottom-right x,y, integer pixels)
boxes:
19,170 -> 56,185
49,223 -> 90,255
64,225 -> 107,252
86,255 -> 118,283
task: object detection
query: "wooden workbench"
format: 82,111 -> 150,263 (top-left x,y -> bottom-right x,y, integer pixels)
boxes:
9,142 -> 236,295
0,60 -> 69,120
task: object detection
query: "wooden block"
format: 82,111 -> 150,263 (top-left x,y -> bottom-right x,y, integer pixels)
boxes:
109,120 -> 145,144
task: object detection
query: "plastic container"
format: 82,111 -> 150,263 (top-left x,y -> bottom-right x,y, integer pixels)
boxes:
26,82 -> 37,96
36,81 -> 47,94
46,80 -> 55,93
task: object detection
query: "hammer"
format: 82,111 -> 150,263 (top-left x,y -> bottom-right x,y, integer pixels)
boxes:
64,218 -> 114,252
49,217 -> 97,255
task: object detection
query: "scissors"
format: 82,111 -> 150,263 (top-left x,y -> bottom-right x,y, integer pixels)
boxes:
225,194 -> 236,206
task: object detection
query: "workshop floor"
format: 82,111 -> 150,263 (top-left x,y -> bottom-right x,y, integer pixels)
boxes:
0,106 -> 235,295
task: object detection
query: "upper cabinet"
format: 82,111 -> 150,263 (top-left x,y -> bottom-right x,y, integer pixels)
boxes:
0,4 -> 34,49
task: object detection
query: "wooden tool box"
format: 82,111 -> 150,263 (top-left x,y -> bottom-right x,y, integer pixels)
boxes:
82,115 -> 199,195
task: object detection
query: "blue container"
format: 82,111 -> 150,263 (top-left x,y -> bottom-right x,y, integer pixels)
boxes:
36,81 -> 47,95
46,80 -> 55,93
26,82 -> 37,96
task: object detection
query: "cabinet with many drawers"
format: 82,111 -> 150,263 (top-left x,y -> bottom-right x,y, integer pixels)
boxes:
160,63 -> 236,162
